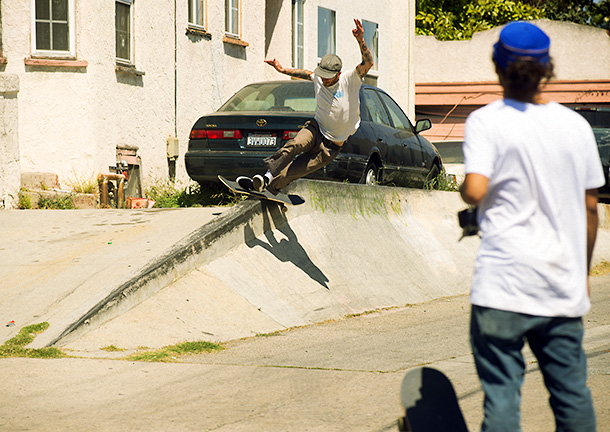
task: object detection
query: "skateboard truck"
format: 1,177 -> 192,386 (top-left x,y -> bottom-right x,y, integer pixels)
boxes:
218,175 -> 304,212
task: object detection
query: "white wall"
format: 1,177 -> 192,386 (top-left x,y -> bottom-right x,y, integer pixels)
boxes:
263,0 -> 415,120
415,19 -> 610,83
0,74 -> 19,208
1,0 -> 415,191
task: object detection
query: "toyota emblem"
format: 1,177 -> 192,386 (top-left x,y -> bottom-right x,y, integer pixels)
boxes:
256,119 -> 267,127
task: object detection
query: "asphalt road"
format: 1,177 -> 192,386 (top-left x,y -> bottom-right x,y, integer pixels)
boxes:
1,274 -> 608,432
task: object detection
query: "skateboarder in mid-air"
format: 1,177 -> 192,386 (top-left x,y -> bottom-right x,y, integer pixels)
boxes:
237,18 -> 374,195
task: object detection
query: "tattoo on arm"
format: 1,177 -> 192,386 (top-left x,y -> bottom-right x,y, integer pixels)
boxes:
356,40 -> 374,77
283,68 -> 313,81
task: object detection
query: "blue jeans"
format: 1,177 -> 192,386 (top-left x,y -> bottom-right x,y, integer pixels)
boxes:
470,305 -> 596,432
263,119 -> 341,192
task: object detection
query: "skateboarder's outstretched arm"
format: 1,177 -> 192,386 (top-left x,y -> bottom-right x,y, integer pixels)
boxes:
264,59 -> 313,81
353,19 -> 374,78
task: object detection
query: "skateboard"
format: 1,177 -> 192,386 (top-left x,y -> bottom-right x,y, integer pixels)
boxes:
398,367 -> 469,432
218,175 -> 304,212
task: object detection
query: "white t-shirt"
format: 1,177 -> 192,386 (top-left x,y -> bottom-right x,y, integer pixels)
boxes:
463,99 -> 605,317
313,68 -> 362,143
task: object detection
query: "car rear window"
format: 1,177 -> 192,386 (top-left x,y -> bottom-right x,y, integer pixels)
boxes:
218,82 -> 316,113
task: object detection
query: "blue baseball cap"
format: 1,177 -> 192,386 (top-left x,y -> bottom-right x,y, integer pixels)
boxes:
493,21 -> 550,70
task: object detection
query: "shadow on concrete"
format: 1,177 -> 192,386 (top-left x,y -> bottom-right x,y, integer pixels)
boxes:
244,203 -> 329,289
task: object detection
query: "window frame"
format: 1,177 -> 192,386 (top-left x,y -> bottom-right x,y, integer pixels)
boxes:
317,7 -> 336,58
31,0 -> 76,58
225,0 -> 241,39
292,0 -> 304,69
115,0 -> 134,65
188,0 -> 207,30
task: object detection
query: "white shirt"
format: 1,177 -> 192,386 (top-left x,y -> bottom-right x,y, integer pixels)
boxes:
313,68 -> 362,143
463,99 -> 605,317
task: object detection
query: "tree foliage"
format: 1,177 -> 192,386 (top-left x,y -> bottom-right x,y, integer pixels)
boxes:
416,0 -> 610,40
530,0 -> 610,30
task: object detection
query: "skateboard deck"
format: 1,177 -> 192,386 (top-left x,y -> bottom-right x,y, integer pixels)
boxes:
398,367 -> 468,432
218,175 -> 304,210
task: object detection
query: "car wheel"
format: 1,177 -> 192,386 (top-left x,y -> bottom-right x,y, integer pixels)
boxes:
425,164 -> 441,189
361,162 -> 379,186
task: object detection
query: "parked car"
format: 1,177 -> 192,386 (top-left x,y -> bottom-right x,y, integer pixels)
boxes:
185,80 -> 442,188
574,107 -> 610,201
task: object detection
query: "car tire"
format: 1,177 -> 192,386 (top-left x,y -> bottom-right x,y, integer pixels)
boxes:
361,161 -> 379,186
425,164 -> 441,189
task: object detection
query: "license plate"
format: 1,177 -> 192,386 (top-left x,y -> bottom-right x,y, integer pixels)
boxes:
247,134 -> 276,147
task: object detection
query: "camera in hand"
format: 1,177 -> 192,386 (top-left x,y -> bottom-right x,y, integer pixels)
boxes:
458,207 -> 479,240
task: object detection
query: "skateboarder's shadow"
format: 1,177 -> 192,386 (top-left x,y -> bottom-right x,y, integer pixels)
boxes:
244,204 -> 330,289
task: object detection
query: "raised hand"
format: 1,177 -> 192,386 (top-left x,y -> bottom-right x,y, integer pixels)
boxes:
352,19 -> 364,41
264,59 -> 283,73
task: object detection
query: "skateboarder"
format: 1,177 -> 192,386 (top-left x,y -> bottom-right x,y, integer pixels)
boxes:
460,21 -> 603,431
237,18 -> 374,194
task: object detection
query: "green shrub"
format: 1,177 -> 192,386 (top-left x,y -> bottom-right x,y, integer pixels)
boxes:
37,194 -> 76,209
145,180 -> 240,208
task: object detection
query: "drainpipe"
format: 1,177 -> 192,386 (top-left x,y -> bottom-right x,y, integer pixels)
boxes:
167,0 -> 178,181
1,0 -> 3,57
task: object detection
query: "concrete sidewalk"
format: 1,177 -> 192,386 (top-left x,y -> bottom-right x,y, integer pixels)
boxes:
0,277 -> 607,431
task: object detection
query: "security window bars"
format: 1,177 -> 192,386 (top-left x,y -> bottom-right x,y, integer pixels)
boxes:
189,0 -> 206,28
317,7 -> 335,57
33,0 -> 74,54
116,0 -> 132,63
225,0 -> 240,38
292,0 -> 304,69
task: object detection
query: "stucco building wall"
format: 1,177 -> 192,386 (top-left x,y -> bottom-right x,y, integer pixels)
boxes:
0,74 -> 19,209
0,0 -> 416,193
414,19 -> 610,142
415,19 -> 610,83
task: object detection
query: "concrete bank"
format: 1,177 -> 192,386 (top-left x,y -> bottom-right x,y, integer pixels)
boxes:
47,180 -> 610,355
0,207 -> 225,348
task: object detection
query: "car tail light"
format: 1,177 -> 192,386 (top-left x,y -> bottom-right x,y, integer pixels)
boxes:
189,129 -> 243,139
283,131 -> 299,140
206,130 -> 243,139
189,129 -> 207,139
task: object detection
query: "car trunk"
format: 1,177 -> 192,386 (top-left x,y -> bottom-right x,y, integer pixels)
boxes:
189,112 -> 314,152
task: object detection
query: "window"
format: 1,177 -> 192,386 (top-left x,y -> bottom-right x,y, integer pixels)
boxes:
32,0 -> 75,56
363,89 -> 391,127
225,0 -> 240,38
362,19 -> 378,71
116,0 -> 133,63
317,7 -> 335,57
292,0 -> 304,69
378,92 -> 414,134
188,0 -> 206,29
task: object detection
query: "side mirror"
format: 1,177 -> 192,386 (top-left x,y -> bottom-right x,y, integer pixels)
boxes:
415,119 -> 432,134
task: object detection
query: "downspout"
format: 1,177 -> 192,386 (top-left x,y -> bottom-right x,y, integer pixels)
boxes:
1,0 -> 3,57
174,0 -> 178,139
167,0 -> 178,180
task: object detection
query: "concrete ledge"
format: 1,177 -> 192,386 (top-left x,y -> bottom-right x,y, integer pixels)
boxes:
54,181 -> 480,349
35,180 -> 610,350
46,200 -> 265,347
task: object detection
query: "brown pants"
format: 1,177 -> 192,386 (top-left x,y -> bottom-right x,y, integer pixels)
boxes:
264,119 -> 342,193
